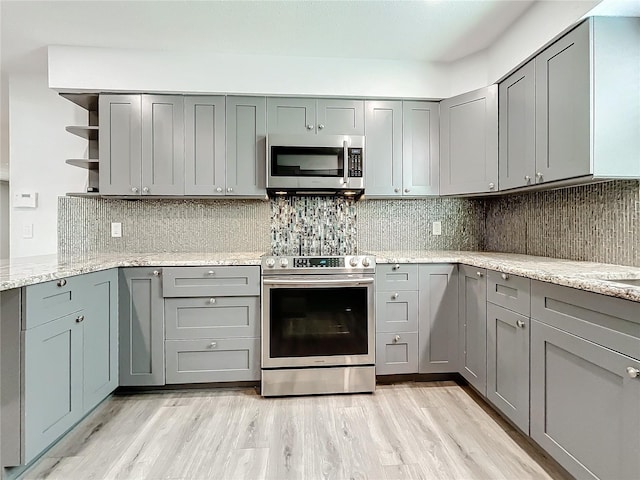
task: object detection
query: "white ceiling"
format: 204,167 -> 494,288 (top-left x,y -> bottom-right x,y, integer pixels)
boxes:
2,0 -> 541,72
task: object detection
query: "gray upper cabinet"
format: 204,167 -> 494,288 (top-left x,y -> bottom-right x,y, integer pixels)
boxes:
141,95 -> 185,196
440,85 -> 498,195
535,17 -> 640,185
118,268 -> 165,386
226,96 -> 267,196
458,265 -> 487,395
267,97 -> 364,135
99,95 -> 142,195
184,96 -> 226,196
418,264 -> 458,374
402,101 -> 439,196
364,100 -> 403,196
499,61 -> 536,191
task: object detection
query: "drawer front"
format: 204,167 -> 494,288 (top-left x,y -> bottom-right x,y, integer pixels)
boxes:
165,338 -> 260,384
375,264 -> 418,291
375,291 -> 419,333
375,331 -> 418,375
165,296 -> 259,340
24,276 -> 83,329
162,266 -> 260,297
487,270 -> 531,316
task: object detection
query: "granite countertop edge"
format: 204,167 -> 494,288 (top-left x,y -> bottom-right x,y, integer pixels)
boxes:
2,250 -> 640,303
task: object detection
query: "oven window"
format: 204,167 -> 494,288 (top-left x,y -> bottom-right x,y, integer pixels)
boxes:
271,146 -> 344,177
269,287 -> 368,357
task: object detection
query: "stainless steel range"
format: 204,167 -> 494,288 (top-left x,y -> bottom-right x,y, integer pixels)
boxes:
261,255 -> 376,397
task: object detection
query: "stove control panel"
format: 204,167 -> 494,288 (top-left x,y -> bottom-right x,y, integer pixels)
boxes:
293,257 -> 344,268
262,255 -> 375,272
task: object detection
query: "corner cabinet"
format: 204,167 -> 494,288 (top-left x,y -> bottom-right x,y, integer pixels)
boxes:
439,85 -> 498,195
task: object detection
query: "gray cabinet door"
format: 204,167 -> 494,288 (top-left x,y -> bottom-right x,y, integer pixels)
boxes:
23,311 -> 84,464
226,96 -> 267,196
82,269 -> 118,413
118,268 -> 165,386
375,290 -> 418,333
486,303 -> 529,433
99,94 -> 142,195
141,95 -> 185,195
162,266 -> 260,297
418,265 -> 458,373
458,265 -> 487,395
487,270 -> 531,317
364,100 -> 403,197
375,331 -> 418,375
184,96 -> 225,195
316,99 -> 364,135
23,275 -> 83,329
440,86 -> 498,195
267,97 -> 316,134
402,101 -> 439,196
535,21 -> 590,184
499,61 -> 536,190
531,319 -> 640,480
375,263 -> 418,291
165,337 -> 260,384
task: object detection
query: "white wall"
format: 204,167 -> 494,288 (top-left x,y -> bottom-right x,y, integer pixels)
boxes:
9,73 -> 87,257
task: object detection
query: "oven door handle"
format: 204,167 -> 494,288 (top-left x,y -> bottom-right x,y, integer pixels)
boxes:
262,277 -> 374,286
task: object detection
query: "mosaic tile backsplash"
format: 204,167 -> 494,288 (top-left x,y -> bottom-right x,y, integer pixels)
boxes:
484,180 -> 640,267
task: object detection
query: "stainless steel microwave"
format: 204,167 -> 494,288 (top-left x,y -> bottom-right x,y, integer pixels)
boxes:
266,134 -> 364,197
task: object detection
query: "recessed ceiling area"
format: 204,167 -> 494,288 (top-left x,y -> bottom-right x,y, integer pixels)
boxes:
2,0 -> 540,72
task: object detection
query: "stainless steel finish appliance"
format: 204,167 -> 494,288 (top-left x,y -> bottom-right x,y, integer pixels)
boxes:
261,255 -> 375,396
266,134 -> 364,197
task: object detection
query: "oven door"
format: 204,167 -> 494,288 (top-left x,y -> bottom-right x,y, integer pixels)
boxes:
262,275 -> 375,368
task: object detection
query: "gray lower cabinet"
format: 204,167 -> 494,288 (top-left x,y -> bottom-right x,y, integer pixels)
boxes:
418,265 -> 458,373
375,290 -> 419,334
162,266 -> 260,297
486,303 -> 529,433
119,268 -> 165,386
375,332 -> 419,375
458,265 -> 487,394
226,96 -> 267,196
439,85 -> 498,195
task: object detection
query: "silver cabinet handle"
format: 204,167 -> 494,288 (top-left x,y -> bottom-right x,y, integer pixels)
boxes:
536,172 -> 543,182
392,293 -> 399,300
227,187 -> 233,193
393,335 -> 401,343
476,271 -> 483,278
488,182 -> 495,190
394,188 -> 400,193
142,187 -> 149,193
318,124 -> 325,130
516,320 -> 525,328
131,186 -> 139,193
524,175 -> 531,182
627,366 -> 640,378
393,264 -> 400,270
152,270 -> 160,276
209,341 -> 218,348
57,278 -> 67,287
501,273 -> 509,280
76,315 -> 84,323
306,124 -> 314,130
404,188 -> 410,193
208,270 -> 215,275
215,187 -> 223,193
209,298 -> 216,304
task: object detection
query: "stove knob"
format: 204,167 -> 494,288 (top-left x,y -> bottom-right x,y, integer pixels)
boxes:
279,258 -> 289,268
265,258 -> 276,268
349,257 -> 359,267
361,257 -> 371,267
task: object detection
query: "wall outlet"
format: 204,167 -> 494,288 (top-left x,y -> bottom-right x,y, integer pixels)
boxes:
432,221 -> 442,236
111,222 -> 122,238
22,223 -> 33,239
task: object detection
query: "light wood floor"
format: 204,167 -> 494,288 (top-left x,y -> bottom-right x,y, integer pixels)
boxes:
22,382 -> 571,480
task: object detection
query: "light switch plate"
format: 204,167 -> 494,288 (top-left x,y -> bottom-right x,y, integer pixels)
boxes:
22,224 -> 33,239
432,221 -> 442,236
111,222 -> 122,238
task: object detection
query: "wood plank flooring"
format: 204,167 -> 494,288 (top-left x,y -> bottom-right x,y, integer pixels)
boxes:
22,382 -> 571,480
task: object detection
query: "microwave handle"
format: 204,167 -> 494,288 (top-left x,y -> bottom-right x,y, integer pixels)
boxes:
343,140 -> 349,185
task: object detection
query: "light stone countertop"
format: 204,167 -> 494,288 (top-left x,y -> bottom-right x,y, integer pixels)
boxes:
2,250 -> 640,303
370,250 -> 640,303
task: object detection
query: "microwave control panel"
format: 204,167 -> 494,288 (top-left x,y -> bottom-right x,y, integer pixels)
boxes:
348,148 -> 363,177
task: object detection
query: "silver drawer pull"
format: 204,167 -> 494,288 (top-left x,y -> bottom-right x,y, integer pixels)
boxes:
152,270 -> 160,276
209,341 -> 218,349
208,270 -> 215,276
392,293 -> 399,300
501,273 -> 509,280
627,367 -> 639,379
57,278 -> 67,287
75,315 -> 84,323
516,320 -> 525,329
209,298 -> 216,304
393,264 -> 400,270
393,335 -> 401,343
476,272 -> 483,278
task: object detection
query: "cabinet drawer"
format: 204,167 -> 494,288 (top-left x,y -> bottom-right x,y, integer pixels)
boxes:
487,270 -> 531,316
375,264 -> 418,291
162,266 -> 260,297
23,276 -> 83,330
531,280 -> 640,361
165,338 -> 260,384
376,291 -> 418,333
375,331 -> 418,375
165,296 -> 259,340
